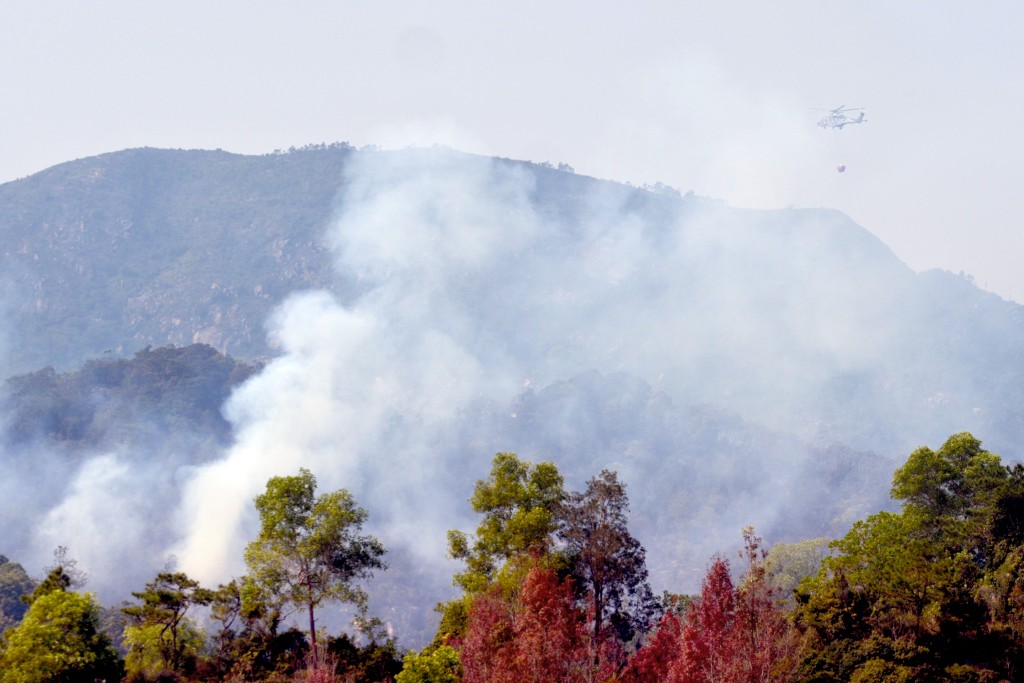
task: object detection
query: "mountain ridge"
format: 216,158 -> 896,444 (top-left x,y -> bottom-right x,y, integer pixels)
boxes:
0,145 -> 922,373
2,145 -> 1023,640
1,145 -> 1021,462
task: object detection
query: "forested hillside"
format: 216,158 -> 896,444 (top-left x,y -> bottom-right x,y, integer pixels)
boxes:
1,146 -> 1023,681
2,344 -> 257,449
0,145 -> 351,372
0,145 -> 625,374
1,146 -> 1021,462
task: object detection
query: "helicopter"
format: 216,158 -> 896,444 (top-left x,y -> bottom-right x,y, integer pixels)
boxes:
815,105 -> 866,130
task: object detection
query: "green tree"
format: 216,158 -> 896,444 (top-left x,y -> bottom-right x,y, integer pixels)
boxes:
437,453 -> 565,645
891,432 -> 1008,548
0,589 -> 121,683
795,433 -> 1021,681
244,468 -> 385,665
447,452 -> 566,594
206,577 -> 310,681
764,537 -> 830,600
796,512 -> 972,679
121,571 -> 212,675
396,645 -> 462,683
123,621 -> 206,679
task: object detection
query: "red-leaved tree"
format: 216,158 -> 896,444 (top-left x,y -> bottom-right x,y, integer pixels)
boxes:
460,567 -> 592,683
515,567 -> 590,683
622,608 -> 683,683
662,530 -> 798,683
729,528 -> 798,683
671,556 -> 736,683
460,590 -> 517,683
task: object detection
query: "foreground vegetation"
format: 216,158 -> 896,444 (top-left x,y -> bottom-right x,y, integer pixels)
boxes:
1,432 -> 1022,682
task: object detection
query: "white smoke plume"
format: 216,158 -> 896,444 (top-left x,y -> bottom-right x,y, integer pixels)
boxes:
3,144 -> 1001,643
174,152 -> 541,587
170,148 -> 927,637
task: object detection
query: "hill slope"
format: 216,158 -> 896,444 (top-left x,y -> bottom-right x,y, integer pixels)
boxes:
1,146 -> 1023,642
0,145 -> 350,370
2,146 -> 1021,460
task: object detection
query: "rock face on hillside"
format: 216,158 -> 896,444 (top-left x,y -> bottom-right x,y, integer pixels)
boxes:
0,146 -> 350,372
0,145 -> 647,373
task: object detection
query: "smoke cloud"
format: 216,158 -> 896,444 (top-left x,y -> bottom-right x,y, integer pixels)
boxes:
4,147 -> 1015,645
170,148 -> 934,640
174,152 -> 542,587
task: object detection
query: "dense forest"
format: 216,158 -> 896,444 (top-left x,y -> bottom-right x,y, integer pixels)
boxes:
2,344 -> 258,449
1,432 -> 1022,682
2,146 -> 1023,465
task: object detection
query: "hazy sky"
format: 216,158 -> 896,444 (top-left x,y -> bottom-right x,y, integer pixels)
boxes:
2,1 -> 1021,300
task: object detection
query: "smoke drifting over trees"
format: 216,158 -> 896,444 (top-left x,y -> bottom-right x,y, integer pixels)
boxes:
0,147 -> 1022,644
